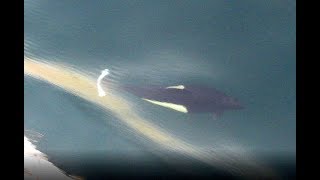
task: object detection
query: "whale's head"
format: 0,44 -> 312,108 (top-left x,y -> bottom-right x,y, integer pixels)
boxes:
222,96 -> 244,109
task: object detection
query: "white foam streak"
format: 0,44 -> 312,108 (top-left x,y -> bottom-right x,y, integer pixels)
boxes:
97,69 -> 109,97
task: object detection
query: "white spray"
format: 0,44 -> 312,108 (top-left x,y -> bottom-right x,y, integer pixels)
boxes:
97,69 -> 109,97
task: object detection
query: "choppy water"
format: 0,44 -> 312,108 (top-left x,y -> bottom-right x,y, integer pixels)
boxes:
24,0 -> 296,178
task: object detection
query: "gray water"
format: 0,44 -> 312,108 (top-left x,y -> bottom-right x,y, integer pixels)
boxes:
24,0 -> 296,178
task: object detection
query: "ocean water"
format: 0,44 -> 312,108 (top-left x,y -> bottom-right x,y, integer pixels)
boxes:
24,0 -> 296,179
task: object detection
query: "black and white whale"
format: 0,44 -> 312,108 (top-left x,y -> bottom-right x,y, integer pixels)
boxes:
121,84 -> 244,118
97,69 -> 243,117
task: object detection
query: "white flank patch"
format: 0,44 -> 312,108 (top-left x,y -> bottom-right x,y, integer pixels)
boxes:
97,69 -> 110,97
142,98 -> 188,113
24,136 -> 73,180
166,85 -> 185,89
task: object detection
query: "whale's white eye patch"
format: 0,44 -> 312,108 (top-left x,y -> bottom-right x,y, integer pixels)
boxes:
165,85 -> 185,90
142,98 -> 188,113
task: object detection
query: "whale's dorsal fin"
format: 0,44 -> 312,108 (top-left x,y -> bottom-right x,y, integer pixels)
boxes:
165,85 -> 185,90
